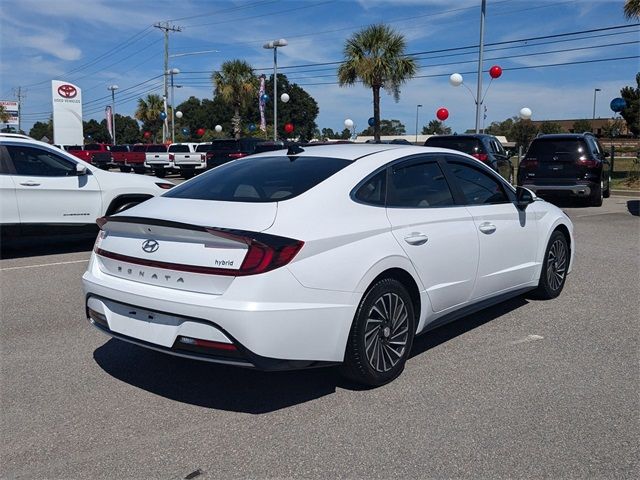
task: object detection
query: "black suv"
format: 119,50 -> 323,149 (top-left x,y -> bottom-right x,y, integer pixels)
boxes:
517,133 -> 611,206
196,138 -> 263,169
424,134 -> 513,183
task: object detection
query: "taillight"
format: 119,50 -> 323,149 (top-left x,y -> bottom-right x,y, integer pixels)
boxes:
205,228 -> 304,276
472,153 -> 489,162
520,158 -> 539,169
169,154 -> 174,161
200,153 -> 205,161
228,153 -> 246,159
576,156 -> 598,168
96,216 -> 108,229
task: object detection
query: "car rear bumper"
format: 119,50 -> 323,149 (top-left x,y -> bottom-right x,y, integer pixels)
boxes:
175,162 -> 206,169
522,183 -> 593,196
82,259 -> 356,368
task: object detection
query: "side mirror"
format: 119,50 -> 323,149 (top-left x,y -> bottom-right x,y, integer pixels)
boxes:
515,186 -> 535,210
76,163 -> 87,176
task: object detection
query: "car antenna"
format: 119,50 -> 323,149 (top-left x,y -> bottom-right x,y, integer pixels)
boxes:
287,144 -> 304,159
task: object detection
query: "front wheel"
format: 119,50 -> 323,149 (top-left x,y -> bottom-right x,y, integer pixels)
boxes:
341,278 -> 416,387
531,230 -> 569,300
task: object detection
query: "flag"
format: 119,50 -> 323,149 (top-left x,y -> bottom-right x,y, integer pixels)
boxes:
105,105 -> 113,141
259,75 -> 266,132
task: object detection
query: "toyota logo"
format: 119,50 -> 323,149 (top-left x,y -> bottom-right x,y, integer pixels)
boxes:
142,239 -> 159,253
57,84 -> 77,99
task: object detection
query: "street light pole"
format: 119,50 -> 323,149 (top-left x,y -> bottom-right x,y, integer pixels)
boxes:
107,85 -> 119,144
475,0 -> 486,134
593,88 -> 601,120
263,39 -> 288,141
415,104 -> 422,143
167,68 -> 180,143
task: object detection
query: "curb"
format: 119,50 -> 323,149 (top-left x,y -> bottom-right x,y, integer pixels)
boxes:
611,190 -> 640,197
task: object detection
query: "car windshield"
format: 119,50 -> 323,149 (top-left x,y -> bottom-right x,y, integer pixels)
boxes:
526,139 -> 589,161
165,155 -> 351,202
168,145 -> 191,153
425,137 -> 483,154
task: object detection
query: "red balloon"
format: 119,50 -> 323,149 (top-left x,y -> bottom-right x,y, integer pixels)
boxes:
489,65 -> 502,79
284,123 -> 294,134
436,108 -> 449,121
143,131 -> 151,138
196,128 -> 206,136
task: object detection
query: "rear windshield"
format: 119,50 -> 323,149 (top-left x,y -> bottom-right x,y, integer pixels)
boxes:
67,145 -> 83,151
209,140 -> 239,151
195,144 -> 214,152
425,137 -> 483,154
526,139 -> 589,161
168,145 -> 191,153
165,155 -> 351,202
131,145 -> 147,152
85,144 -> 104,151
146,145 -> 167,153
110,145 -> 129,152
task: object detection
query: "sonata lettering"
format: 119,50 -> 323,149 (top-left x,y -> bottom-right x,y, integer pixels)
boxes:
114,265 -> 184,284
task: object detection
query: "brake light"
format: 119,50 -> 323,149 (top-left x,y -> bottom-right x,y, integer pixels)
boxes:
205,228 -> 304,275
169,154 -> 174,161
472,153 -> 489,162
228,153 -> 246,159
520,158 -> 539,169
178,337 -> 237,351
576,156 -> 598,168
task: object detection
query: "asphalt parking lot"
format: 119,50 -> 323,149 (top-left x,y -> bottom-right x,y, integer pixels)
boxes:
1,196 -> 638,479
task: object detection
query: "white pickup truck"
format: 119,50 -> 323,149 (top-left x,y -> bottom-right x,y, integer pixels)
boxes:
144,144 -> 172,178
169,143 -> 203,179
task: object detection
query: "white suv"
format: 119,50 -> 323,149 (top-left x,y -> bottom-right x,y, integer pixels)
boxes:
0,136 -> 173,235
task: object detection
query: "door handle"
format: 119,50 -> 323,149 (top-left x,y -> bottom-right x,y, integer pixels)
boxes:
404,233 -> 429,246
19,181 -> 41,187
478,222 -> 496,234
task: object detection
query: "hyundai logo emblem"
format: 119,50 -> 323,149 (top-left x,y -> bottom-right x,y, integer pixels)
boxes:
142,239 -> 159,253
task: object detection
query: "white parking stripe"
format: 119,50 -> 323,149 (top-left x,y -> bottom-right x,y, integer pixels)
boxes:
0,259 -> 89,272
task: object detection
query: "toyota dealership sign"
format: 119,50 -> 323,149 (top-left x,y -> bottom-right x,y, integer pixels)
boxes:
52,80 -> 83,146
0,100 -> 19,125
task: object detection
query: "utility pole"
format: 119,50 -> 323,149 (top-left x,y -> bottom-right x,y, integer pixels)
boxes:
475,0 -> 486,134
13,86 -> 26,134
154,22 -> 181,143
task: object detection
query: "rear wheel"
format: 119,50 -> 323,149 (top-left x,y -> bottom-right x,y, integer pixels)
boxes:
531,230 -> 568,300
182,169 -> 195,179
134,167 -> 146,174
603,175 -> 611,198
119,166 -> 132,173
589,180 -> 603,207
341,278 -> 415,387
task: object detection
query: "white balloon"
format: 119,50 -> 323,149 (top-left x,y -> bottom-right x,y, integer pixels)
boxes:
175,111 -> 183,119
280,93 -> 290,103
344,118 -> 354,128
449,73 -> 463,87
215,124 -> 222,133
519,107 -> 532,120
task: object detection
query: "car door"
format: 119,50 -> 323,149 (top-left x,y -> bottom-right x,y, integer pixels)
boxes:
0,145 -> 20,225
385,154 -> 479,313
5,144 -> 102,224
444,156 -> 539,300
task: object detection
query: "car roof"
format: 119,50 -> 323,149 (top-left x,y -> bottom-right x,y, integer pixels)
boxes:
0,133 -> 33,140
251,143 -> 418,161
534,133 -> 593,139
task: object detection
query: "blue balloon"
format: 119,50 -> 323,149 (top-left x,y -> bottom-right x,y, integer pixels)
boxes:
610,97 -> 626,113
181,127 -> 189,135
248,123 -> 256,132
159,112 -> 167,120
261,94 -> 269,102
87,135 -> 92,139
368,117 -> 375,127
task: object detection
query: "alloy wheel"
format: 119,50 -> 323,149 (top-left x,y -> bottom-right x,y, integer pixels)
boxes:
546,238 -> 567,291
364,293 -> 409,373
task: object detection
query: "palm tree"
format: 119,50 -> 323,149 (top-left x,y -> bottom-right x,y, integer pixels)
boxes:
135,94 -> 164,142
624,0 -> 640,19
211,60 -> 258,139
338,24 -> 417,142
0,105 -> 10,124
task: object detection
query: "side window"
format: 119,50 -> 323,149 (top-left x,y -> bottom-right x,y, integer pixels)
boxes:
387,161 -> 454,208
587,137 -> 601,157
6,145 -> 77,177
354,170 -> 386,206
448,161 -> 509,205
0,146 -> 12,174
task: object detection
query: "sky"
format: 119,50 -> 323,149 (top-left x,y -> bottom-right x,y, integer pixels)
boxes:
0,0 -> 638,137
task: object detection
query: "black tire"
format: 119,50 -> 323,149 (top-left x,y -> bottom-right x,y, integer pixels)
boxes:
119,166 -> 132,173
589,180 -> 603,207
134,168 -> 146,175
182,170 -> 195,179
603,175 -> 611,198
154,169 -> 166,178
340,278 -> 416,387
531,230 -> 569,300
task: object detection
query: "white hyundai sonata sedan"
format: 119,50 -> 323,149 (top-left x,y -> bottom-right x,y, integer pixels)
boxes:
83,144 -> 574,386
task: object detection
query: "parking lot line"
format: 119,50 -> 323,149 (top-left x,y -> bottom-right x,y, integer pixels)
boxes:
0,259 -> 89,272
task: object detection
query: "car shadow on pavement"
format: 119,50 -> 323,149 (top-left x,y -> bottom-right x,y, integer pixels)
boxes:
627,200 -> 639,216
94,296 -> 529,413
0,233 -> 96,259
